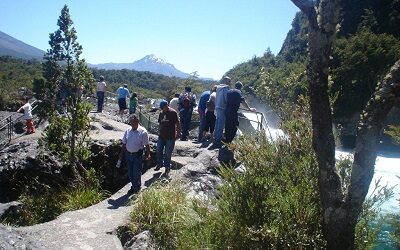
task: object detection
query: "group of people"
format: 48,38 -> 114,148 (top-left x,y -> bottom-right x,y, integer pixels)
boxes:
116,76 -> 255,194
198,76 -> 255,148
96,76 -> 138,115
116,100 -> 180,194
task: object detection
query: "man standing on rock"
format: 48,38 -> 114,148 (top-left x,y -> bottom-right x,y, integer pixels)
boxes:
117,114 -> 151,194
117,83 -> 130,116
225,81 -> 255,143
177,86 -> 196,141
155,100 -> 181,176
197,89 -> 211,142
209,76 -> 231,149
96,75 -> 106,113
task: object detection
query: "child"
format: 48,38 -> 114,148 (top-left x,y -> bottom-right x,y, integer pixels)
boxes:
17,99 -> 35,134
129,92 -> 138,114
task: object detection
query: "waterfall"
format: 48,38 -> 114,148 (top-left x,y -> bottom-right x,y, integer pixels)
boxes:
240,102 -> 400,215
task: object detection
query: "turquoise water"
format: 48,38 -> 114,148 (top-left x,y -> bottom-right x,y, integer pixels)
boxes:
242,111 -> 399,248
337,150 -> 400,249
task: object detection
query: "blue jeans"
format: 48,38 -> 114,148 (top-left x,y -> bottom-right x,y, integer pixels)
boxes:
198,112 -> 206,140
179,108 -> 192,139
125,150 -> 143,192
213,108 -> 226,143
97,91 -> 104,112
156,138 -> 175,171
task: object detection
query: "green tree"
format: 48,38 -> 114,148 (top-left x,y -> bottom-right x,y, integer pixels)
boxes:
291,0 -> 400,248
41,5 -> 94,180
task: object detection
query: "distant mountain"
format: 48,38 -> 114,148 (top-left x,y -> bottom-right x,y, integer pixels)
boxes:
90,54 -> 190,78
0,31 -> 45,60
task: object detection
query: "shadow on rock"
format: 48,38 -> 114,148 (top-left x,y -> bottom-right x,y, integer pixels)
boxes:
107,193 -> 131,209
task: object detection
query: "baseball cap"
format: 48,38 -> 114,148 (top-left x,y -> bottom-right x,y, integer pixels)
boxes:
159,100 -> 168,109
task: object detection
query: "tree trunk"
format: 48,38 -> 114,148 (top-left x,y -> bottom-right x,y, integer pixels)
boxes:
69,101 -> 79,180
291,0 -> 400,249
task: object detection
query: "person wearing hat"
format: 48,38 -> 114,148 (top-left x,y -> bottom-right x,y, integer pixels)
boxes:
116,114 -> 151,194
155,100 -> 181,176
224,81 -> 256,143
96,75 -> 106,112
117,83 -> 131,116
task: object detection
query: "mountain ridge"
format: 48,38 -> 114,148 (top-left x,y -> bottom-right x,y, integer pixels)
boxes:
0,31 -> 45,60
90,54 -> 191,79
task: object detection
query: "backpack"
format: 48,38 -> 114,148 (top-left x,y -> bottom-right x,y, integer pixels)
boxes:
206,98 -> 215,112
179,92 -> 194,109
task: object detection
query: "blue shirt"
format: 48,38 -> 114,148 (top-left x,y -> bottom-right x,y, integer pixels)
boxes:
117,87 -> 130,99
198,90 -> 211,113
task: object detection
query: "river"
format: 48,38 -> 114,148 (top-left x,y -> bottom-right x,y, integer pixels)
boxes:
242,110 -> 399,247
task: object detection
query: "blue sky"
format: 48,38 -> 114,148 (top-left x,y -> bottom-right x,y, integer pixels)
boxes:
0,0 -> 299,79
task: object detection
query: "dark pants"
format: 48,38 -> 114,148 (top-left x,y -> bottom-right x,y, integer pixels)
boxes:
179,108 -> 192,139
225,112 -> 239,143
97,91 -> 105,112
125,150 -> 143,192
204,111 -> 216,133
198,111 -> 206,140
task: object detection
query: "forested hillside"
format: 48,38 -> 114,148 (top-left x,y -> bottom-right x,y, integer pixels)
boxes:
0,57 -> 213,109
226,0 -> 400,146
0,56 -> 42,109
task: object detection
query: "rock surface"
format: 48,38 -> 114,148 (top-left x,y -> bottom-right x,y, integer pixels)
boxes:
0,112 -> 227,249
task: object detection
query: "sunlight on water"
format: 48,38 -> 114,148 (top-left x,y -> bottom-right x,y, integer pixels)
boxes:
336,150 -> 400,214
242,111 -> 399,214
241,111 -> 285,141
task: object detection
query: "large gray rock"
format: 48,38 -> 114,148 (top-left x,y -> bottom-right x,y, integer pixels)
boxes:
125,231 -> 155,250
0,224 -> 44,250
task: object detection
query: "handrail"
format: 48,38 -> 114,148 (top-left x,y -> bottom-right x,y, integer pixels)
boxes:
0,100 -> 38,147
238,107 -> 274,142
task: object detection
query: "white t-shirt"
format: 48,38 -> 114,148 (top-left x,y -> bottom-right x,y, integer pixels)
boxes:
22,103 -> 33,120
122,125 -> 149,153
169,97 -> 179,112
97,81 -> 106,92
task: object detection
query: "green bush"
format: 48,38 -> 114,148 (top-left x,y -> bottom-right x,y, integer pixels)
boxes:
1,169 -> 108,226
61,169 -> 109,211
130,182 -> 206,249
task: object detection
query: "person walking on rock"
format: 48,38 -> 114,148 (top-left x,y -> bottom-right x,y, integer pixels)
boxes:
178,86 -> 196,141
129,92 -> 138,114
117,114 -> 151,194
117,84 -> 130,116
17,99 -> 35,134
96,75 -> 106,113
209,76 -> 231,148
225,81 -> 255,143
155,100 -> 181,176
197,89 -> 211,141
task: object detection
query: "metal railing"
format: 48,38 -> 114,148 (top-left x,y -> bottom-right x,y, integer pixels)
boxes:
238,107 -> 274,141
0,100 -> 38,147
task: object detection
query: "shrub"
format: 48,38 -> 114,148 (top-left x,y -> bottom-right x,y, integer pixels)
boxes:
1,169 -> 108,226
130,182 -> 202,249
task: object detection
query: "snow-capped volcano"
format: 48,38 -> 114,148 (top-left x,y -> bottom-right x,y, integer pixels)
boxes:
90,54 -> 190,78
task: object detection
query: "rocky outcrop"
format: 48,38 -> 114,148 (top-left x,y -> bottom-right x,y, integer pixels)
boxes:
0,111 -> 233,249
0,140 -> 64,202
0,224 -> 44,250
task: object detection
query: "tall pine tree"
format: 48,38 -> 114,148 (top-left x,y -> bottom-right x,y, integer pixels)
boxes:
41,5 -> 94,180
